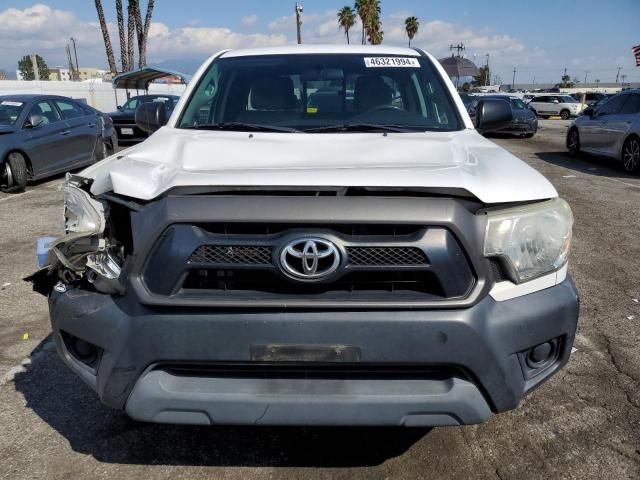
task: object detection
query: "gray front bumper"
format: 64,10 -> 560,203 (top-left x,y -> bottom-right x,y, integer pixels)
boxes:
49,277 -> 579,427
126,372 -> 490,426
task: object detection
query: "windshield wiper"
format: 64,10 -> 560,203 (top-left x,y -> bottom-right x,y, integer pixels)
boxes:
183,122 -> 300,133
303,123 -> 415,133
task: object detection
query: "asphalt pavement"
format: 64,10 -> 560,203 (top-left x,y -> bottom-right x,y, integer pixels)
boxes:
0,120 -> 639,479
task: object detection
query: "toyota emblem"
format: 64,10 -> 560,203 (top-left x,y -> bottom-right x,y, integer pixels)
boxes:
279,238 -> 340,281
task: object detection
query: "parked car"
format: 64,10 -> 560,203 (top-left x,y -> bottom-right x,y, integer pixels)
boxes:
567,89 -> 640,173
0,95 -> 115,192
479,95 -> 537,137
32,45 -> 578,428
458,92 -> 476,119
528,95 -> 586,119
108,94 -> 179,146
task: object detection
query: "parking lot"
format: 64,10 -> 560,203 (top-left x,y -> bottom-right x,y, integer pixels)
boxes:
0,120 -> 639,479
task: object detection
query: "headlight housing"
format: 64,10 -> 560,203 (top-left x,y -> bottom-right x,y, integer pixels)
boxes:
483,198 -> 573,283
63,184 -> 105,235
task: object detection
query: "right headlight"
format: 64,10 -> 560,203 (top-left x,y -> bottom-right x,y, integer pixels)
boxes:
483,198 -> 573,283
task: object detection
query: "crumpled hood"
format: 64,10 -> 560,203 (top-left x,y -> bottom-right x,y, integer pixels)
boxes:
82,126 -> 557,204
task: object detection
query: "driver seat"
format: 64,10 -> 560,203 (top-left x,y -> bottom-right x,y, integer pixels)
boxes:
354,75 -> 393,112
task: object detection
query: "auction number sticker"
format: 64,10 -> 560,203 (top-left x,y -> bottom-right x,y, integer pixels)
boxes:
1,101 -> 23,107
364,57 -> 419,68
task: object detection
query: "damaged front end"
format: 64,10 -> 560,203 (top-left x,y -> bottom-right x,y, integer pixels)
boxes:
27,174 -> 128,296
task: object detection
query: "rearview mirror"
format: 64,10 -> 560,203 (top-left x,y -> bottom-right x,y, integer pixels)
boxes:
24,114 -> 44,129
475,99 -> 512,133
135,102 -> 167,133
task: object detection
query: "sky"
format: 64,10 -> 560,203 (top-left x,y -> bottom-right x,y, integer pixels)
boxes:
0,0 -> 639,84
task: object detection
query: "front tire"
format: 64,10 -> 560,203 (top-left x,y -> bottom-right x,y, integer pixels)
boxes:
567,128 -> 580,156
622,136 -> 640,174
1,152 -> 28,192
560,109 -> 571,120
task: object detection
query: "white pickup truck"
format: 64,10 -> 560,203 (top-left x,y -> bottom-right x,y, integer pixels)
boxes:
33,45 -> 578,427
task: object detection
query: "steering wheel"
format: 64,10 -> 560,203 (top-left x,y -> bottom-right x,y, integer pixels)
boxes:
365,104 -> 404,114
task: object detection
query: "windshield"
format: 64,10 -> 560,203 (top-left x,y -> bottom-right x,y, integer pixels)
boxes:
177,54 -> 462,132
510,98 -> 526,109
0,100 -> 25,126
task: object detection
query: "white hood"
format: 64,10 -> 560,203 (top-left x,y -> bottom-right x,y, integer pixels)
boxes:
83,127 -> 557,204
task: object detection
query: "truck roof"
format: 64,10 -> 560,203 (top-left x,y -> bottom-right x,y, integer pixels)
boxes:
221,44 -> 422,58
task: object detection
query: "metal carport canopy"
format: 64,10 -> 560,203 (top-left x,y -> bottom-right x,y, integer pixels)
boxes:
112,67 -> 192,90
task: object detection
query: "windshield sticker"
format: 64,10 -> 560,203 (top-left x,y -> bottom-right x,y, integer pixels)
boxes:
364,57 -> 419,68
1,101 -> 23,107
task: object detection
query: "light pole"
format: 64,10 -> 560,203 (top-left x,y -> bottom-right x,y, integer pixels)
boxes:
616,66 -> 622,83
583,70 -> 589,85
295,2 -> 303,45
70,37 -> 79,81
485,53 -> 490,86
512,68 -> 517,90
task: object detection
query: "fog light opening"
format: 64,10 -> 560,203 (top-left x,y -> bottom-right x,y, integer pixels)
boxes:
527,341 -> 554,367
519,337 -> 562,380
61,331 -> 102,370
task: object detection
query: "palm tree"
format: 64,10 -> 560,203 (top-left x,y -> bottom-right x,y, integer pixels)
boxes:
367,14 -> 383,45
94,0 -> 117,74
139,0 -> 155,67
405,16 -> 419,47
355,0 -> 380,45
337,6 -> 356,44
127,0 -> 136,71
116,0 -> 128,71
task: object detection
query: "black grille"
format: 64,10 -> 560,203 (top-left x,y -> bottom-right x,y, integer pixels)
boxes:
143,223 -> 476,305
347,247 -> 427,266
156,363 -> 462,381
189,245 -> 272,265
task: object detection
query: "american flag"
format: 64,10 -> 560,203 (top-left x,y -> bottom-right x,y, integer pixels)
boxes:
634,44 -> 640,67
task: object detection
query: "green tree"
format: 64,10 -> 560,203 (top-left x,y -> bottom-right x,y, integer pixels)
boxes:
473,65 -> 490,87
462,82 -> 471,92
337,6 -> 356,44
355,0 -> 381,44
404,16 -> 419,47
17,54 -> 50,81
559,74 -> 574,88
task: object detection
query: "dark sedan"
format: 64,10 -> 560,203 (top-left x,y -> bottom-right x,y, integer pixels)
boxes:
0,95 -> 116,192
109,94 -> 179,145
477,95 -> 537,138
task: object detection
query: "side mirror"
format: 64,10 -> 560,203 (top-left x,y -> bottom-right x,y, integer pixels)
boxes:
117,105 -> 123,111
24,114 -> 44,129
583,107 -> 594,117
135,102 -> 167,133
475,99 -> 512,133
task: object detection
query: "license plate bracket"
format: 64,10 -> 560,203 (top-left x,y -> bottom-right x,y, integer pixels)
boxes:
251,344 -> 361,363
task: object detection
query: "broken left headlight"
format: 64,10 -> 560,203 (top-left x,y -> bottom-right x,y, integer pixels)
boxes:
63,183 -> 106,235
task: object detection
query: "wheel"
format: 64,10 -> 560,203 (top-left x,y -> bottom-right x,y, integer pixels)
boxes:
567,128 -> 580,156
1,152 -> 28,192
622,136 -> 640,174
560,109 -> 571,120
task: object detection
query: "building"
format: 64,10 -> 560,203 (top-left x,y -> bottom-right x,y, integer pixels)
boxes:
77,67 -> 108,81
48,67 -> 71,81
